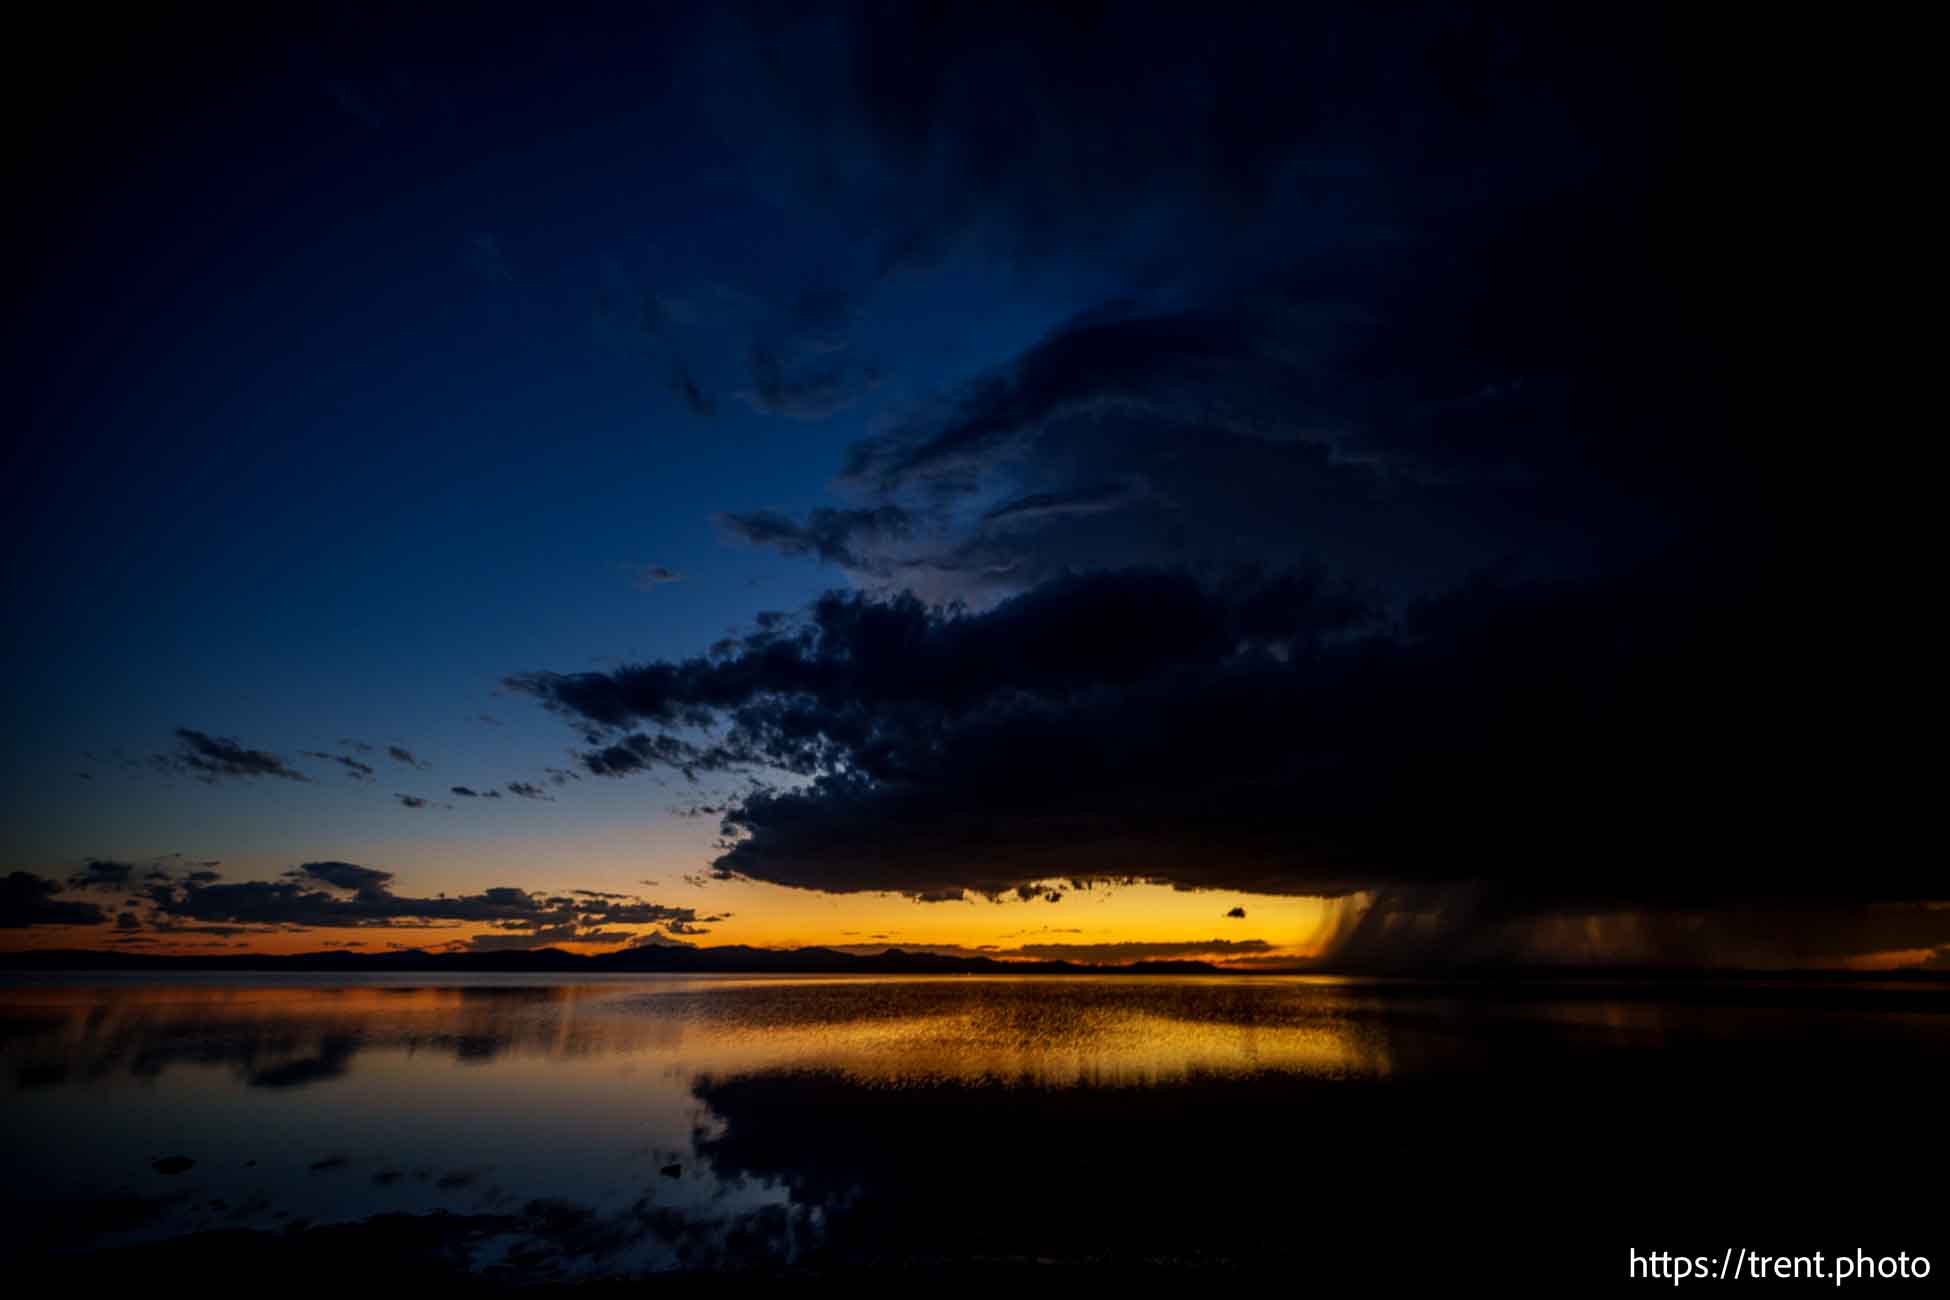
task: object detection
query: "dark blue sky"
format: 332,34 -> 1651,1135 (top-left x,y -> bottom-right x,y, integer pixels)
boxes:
10,10 -> 1113,870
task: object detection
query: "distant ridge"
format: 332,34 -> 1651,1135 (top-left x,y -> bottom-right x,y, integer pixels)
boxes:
0,944 -> 1239,977
3,946 -> 1948,986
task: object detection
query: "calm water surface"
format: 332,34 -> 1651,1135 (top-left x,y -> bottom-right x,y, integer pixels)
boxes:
3,974 -> 1943,1281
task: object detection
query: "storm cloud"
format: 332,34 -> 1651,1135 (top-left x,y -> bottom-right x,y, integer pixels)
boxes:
481,4 -> 1911,967
510,548 -> 1923,965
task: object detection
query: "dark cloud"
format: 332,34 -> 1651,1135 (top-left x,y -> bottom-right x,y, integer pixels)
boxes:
733,222 -> 1722,607
67,859 -> 136,892
506,781 -> 552,801
303,862 -> 393,894
139,860 -> 710,937
739,344 -> 877,421
303,751 -> 376,782
1,873 -> 108,927
387,745 -> 429,769
694,2 -> 1753,612
511,547 -> 1925,967
145,923 -> 275,938
733,5 -> 1681,278
395,793 -> 432,809
671,363 -> 714,418
716,506 -> 914,577
157,728 -> 311,783
633,564 -> 683,590
450,786 -> 481,798
1225,907 -> 1247,920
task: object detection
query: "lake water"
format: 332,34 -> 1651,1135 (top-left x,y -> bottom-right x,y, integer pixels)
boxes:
3,973 -> 1943,1285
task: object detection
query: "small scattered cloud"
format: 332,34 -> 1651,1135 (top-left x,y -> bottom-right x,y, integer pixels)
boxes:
67,860 -> 137,892
156,728 -> 311,784
672,363 -> 714,418
303,751 -> 376,782
632,564 -> 684,590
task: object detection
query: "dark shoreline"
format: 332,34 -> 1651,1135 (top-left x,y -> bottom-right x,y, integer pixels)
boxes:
3,943 -> 1946,985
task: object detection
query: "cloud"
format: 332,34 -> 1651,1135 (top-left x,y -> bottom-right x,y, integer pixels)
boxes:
731,235 -> 1715,607
304,752 -> 376,781
508,549 -> 1934,973
1226,907 -> 1247,920
506,781 -> 552,801
1,873 -> 108,927
395,793 -> 433,810
679,4 -> 1744,612
633,564 -> 684,590
459,925 -> 636,952
716,506 -> 914,576
387,745 -> 429,769
671,363 -> 714,418
156,728 -> 311,783
303,862 -> 393,893
738,345 -> 877,421
67,859 -> 136,892
138,860 -> 712,937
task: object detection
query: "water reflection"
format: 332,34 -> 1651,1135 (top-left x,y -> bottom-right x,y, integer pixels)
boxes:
2,975 -> 1944,1281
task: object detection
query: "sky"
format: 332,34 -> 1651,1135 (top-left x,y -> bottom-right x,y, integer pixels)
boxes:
4,5 -> 1935,970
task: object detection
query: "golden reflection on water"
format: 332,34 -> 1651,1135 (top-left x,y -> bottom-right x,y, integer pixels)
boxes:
0,976 -> 1393,1087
